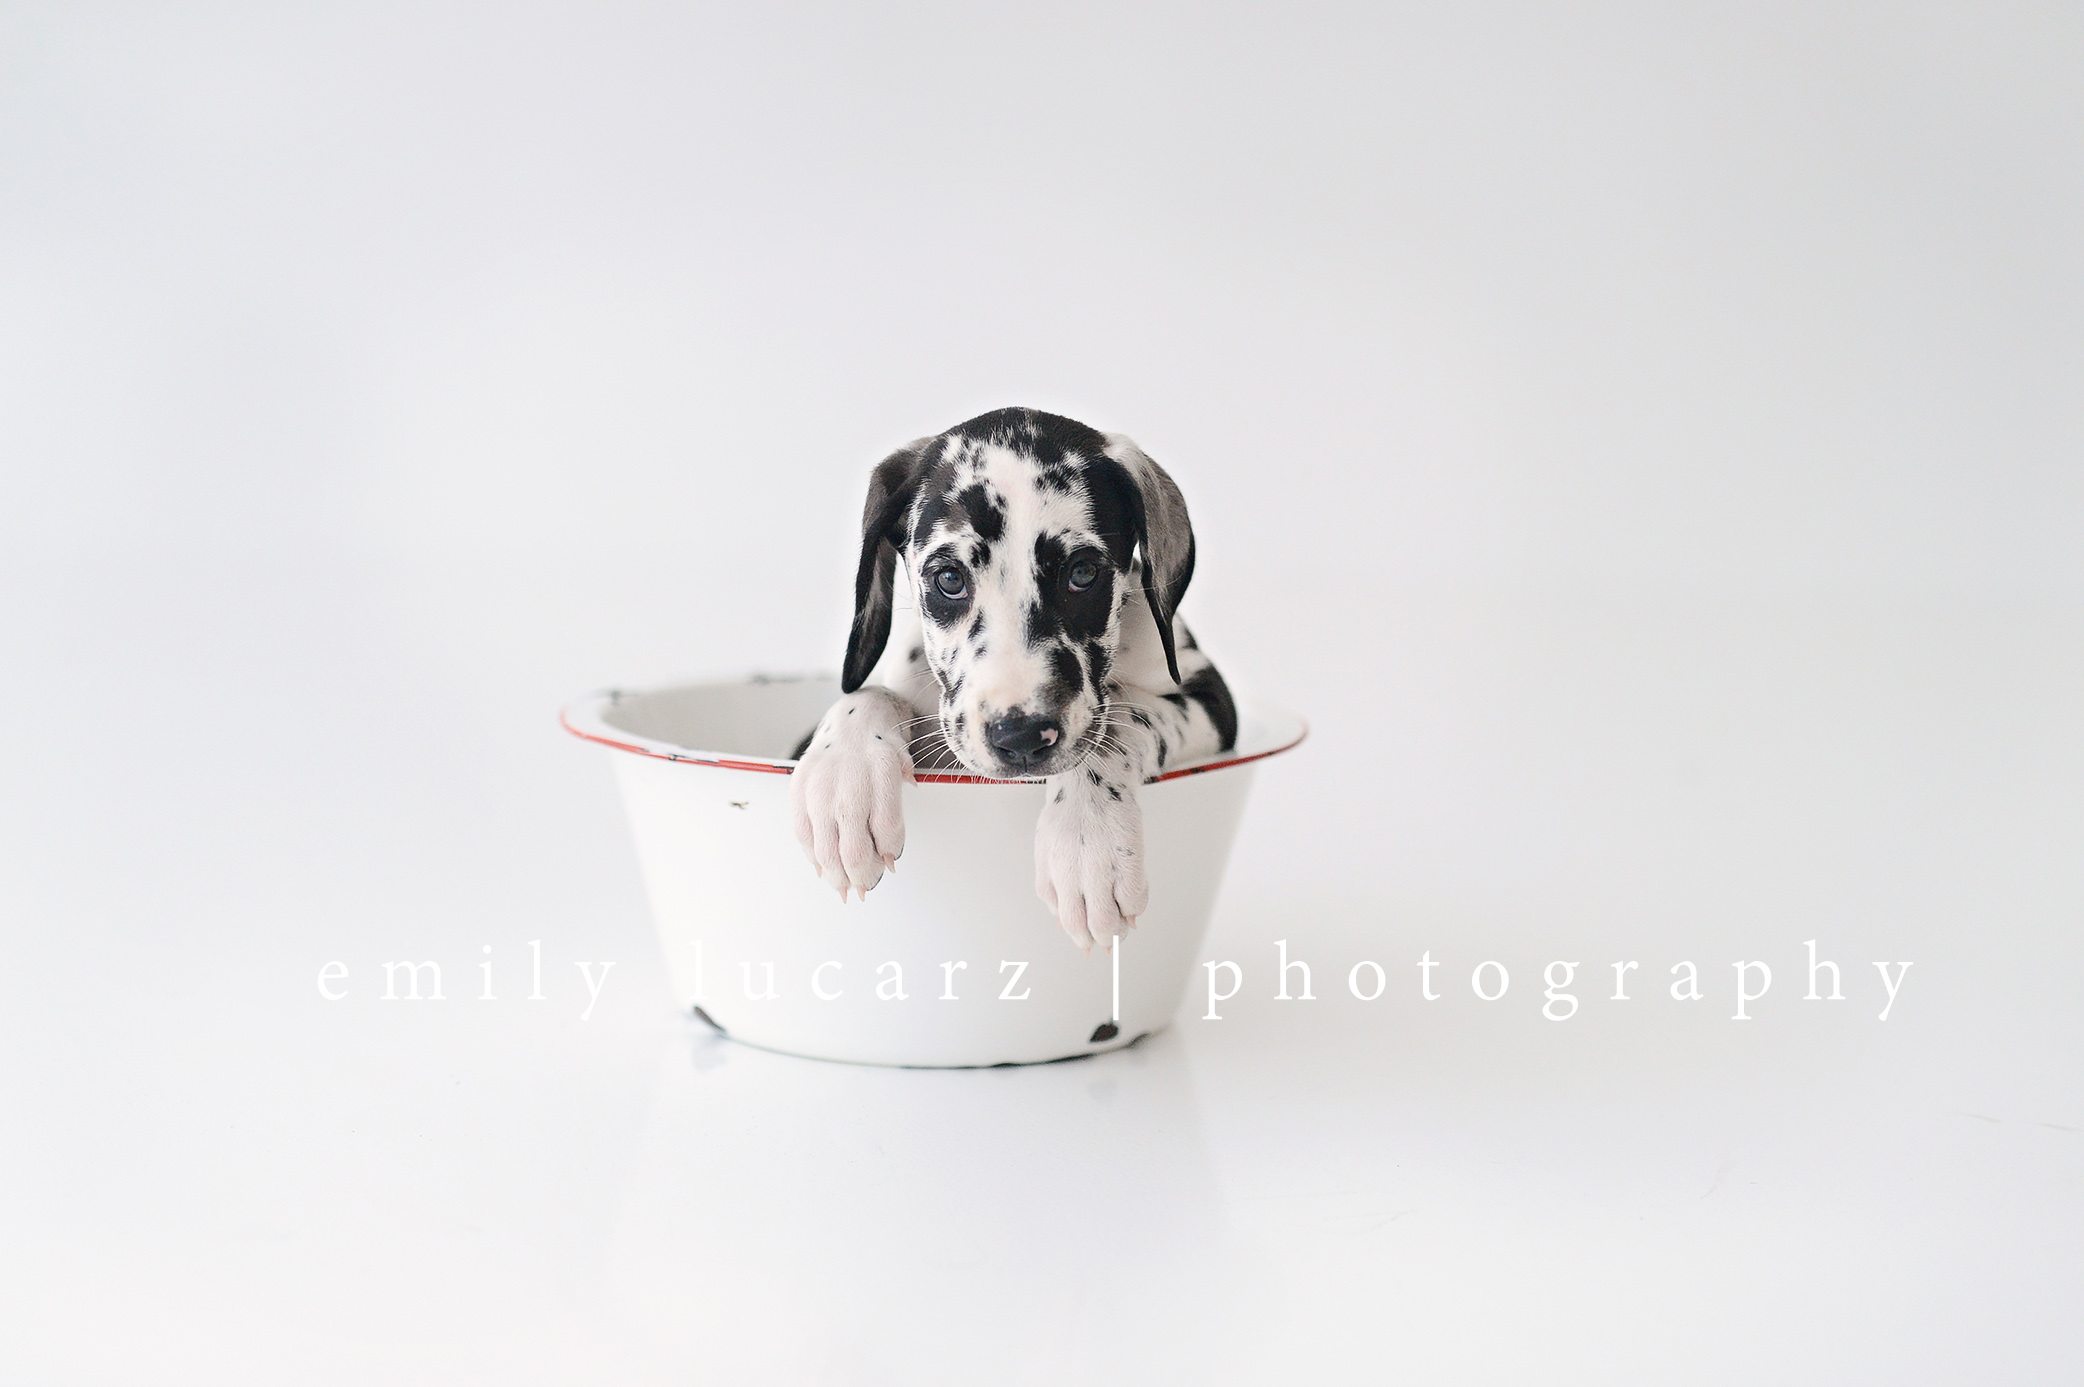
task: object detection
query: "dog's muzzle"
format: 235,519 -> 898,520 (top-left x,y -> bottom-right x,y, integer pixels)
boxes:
984,710 -> 1061,775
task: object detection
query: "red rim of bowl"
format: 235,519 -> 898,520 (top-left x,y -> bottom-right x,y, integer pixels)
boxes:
560,685 -> 1306,786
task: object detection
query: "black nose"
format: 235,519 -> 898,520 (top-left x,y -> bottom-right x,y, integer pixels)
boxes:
986,711 -> 1062,769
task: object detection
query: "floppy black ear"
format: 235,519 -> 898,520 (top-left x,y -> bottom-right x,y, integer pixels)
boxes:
841,438 -> 934,693
1104,433 -> 1196,687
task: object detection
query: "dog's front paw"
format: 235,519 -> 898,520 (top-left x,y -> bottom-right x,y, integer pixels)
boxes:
790,733 -> 910,901
1034,779 -> 1148,953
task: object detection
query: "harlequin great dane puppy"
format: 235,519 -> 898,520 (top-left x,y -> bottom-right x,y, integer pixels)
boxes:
788,407 -> 1237,953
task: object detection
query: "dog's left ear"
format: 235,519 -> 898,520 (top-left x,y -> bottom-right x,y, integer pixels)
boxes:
1104,434 -> 1196,687
842,437 -> 935,693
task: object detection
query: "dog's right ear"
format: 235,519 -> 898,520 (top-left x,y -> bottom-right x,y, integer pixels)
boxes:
842,438 -> 935,693
1102,433 -> 1196,688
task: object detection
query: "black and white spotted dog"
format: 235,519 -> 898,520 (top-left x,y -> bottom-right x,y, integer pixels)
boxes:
789,407 -> 1238,953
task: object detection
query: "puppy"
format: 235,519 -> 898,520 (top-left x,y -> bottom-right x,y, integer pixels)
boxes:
788,408 -> 1236,952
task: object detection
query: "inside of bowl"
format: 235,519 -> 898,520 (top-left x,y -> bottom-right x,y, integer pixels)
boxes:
591,677 -> 1302,774
599,675 -> 837,761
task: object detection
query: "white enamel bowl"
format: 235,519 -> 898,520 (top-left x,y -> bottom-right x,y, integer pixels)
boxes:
564,677 -> 1304,1067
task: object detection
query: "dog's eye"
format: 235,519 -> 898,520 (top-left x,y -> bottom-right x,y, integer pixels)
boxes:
933,568 -> 969,600
1067,558 -> 1099,592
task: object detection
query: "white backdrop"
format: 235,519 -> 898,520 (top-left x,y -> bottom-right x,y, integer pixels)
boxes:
4,4 -> 2080,1382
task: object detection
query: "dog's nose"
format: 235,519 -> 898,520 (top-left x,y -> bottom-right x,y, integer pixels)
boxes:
986,711 -> 1062,769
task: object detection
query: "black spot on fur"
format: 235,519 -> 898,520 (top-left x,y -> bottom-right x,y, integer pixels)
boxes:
1076,455 -> 1145,569
957,483 -> 1005,542
1024,599 -> 1052,648
1083,638 -> 1113,692
951,407 -> 1109,460
1183,662 -> 1238,751
907,467 -> 964,550
1047,643 -> 1083,700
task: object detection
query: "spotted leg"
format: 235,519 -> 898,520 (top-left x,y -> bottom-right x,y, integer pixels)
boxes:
789,686 -> 922,900
1034,658 -> 1232,951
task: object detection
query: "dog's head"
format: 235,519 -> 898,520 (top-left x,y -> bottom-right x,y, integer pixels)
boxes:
840,408 -> 1196,779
